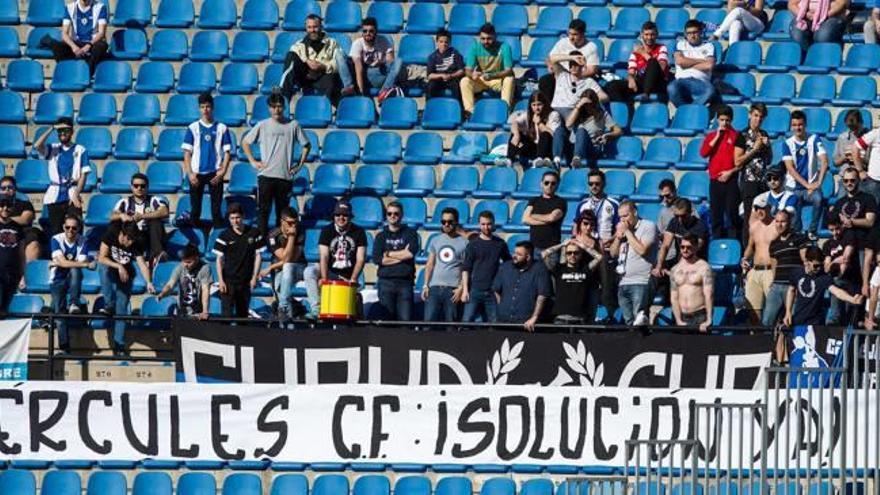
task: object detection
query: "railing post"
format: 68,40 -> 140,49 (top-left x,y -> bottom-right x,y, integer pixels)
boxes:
47,313 -> 55,380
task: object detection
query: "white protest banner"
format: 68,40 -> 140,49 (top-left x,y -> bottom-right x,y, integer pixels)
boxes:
0,319 -> 29,380
0,382 -> 874,469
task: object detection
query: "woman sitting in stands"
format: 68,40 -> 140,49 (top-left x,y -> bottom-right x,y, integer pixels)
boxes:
565,90 -> 623,169
505,92 -> 561,168
709,0 -> 768,44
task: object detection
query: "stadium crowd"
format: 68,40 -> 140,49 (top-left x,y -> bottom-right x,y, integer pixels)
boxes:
1,0 -> 880,353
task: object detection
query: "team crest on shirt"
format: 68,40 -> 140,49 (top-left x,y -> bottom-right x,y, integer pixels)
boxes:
204,134 -> 213,142
438,246 -> 456,263
80,17 -> 88,25
604,204 -> 613,214
798,147 -> 807,157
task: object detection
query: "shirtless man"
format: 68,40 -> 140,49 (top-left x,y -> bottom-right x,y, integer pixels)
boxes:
669,234 -> 714,332
740,195 -> 779,324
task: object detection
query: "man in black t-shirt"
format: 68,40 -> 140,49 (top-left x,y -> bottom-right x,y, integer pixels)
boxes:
372,201 -> 419,321
827,167 -> 876,249
784,246 -> 863,326
214,203 -> 265,318
98,222 -> 155,355
0,176 -> 44,262
763,210 -> 808,326
461,210 -> 510,323
260,207 -> 311,319
0,199 -> 25,312
542,238 -> 603,323
823,215 -> 862,325
523,170 -> 566,257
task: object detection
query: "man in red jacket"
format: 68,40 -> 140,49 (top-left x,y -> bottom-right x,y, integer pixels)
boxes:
701,104 -> 741,240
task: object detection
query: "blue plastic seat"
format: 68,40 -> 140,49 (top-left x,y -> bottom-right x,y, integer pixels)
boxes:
362,131 -> 402,163
50,60 -> 89,91
679,171 -> 709,202
226,163 -> 257,195
190,31 -> 228,61
604,170 -> 636,197
14,159 -> 49,192
522,37 -> 556,68
597,135 -> 642,168
752,73 -> 796,105
394,166 -> 436,196
0,2 -> 18,24
422,98 -> 462,130
22,259 -> 51,292
7,59 -> 43,92
156,0 -> 194,27
367,2 -> 403,32
295,96 -> 332,127
435,167 -> 479,197
462,98 -> 508,131
395,477 -> 431,495
177,62 -> 217,94
803,107 -> 831,136
271,475 -> 309,495
832,76 -> 877,106
631,171 -> 675,202
666,104 -> 709,137
473,167 -> 517,199
100,161 -> 141,193
321,131 -> 361,163
219,63 -> 259,94
446,133 -> 488,164
0,27 -> 19,58
630,103 -> 669,135
26,0 -> 64,25
403,132 -> 443,164
492,5 -> 528,35
481,479 -> 515,495
324,0 -> 362,32
156,128 -> 187,160
336,96 -> 376,128
231,31 -> 269,62
448,5 -> 486,34
8,294 -> 41,314
349,197 -> 384,229
556,168 -> 588,200
222,473 -> 261,495
115,128 -> 154,159
297,130 -> 320,163
261,63 -> 284,94
654,8 -> 689,39
607,7 -> 649,38
425,199 -> 470,230
511,167 -> 550,200
839,43 -> 880,75
314,475 -> 350,495
174,473 -> 217,495
529,7 -> 572,36
146,162 -> 183,193
110,29 -> 148,60
0,126 -> 25,158
378,98 -> 419,129
121,94 -> 161,125
86,471 -> 127,495
679,139 -> 708,170
791,74 -> 836,106
353,165 -> 393,195
113,0 -> 151,26
762,10 -> 794,41
762,106 -> 791,138
34,92 -> 73,124
397,34 -> 434,65
436,477 -> 472,495
723,40 -> 761,70
311,164 -> 351,195
164,94 -> 199,125
136,61 -> 175,93
797,42 -> 841,74
149,29 -> 188,60
578,7 -> 611,36
80,128 -> 112,159
25,27 -> 59,58
719,72 -> 756,104
282,0 -> 321,30
41,469 -> 81,495
757,41 -> 801,72
708,239 -> 742,271
133,472 -> 173,495
241,0 -> 278,29
0,470 -> 36,494
0,90 -> 25,124
198,0 -> 237,28
212,95 -> 246,127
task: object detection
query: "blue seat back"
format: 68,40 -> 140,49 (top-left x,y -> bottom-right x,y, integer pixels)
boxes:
670,104 -> 709,131
802,42 -> 841,69
423,97 -> 463,128
0,470 -> 36,494
156,0 -> 194,27
270,475 -> 308,495
363,131 -> 402,162
0,90 -> 25,123
177,62 -> 218,93
448,4 -> 487,34
115,128 -> 155,159
708,239 -> 742,269
336,96 -> 377,127
605,170 -> 636,197
222,473 -> 262,495
724,41 -> 761,68
86,472 -> 127,495
324,0 -> 362,32
368,2 -> 404,32
721,72 -> 756,99
101,161 -> 141,192
50,60 -> 89,91
534,6 -> 573,33
654,8 -> 689,37
394,477 -> 431,495
758,73 -> 795,98
113,0 -> 151,28
397,166 -> 436,190
679,172 -> 710,200
282,0 -> 321,30
241,0 -> 279,29
214,94 -> 248,126
198,0 -> 237,28
379,97 -> 419,128
27,0 -> 65,25
763,41 -> 801,67
232,31 -> 270,62
9,294 -> 45,314
839,76 -> 876,100
492,4 -> 528,34
440,167 -> 479,192
631,102 -> 669,130
190,30 -> 229,61
295,95 -> 333,127
436,477 -> 472,495
481,479 -> 515,495
110,29 -> 148,60
7,59 -> 43,91
843,43 -> 880,70
469,98 -> 508,127
637,171 -> 675,195
612,7 -> 649,34
132,472 -> 173,495
579,7 -> 611,35
802,107 -> 831,136
147,161 -> 183,193
645,137 -> 682,162
471,200 -> 510,225
798,74 -> 836,101
479,167 -> 517,194
398,34 -> 435,64
149,29 -> 188,60
354,165 -> 393,193
314,475 -> 350,495
122,93 -> 161,124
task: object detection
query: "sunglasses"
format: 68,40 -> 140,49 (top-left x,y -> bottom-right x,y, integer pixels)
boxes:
440,220 -> 455,225
842,179 -> 858,184
680,244 -> 694,251
767,176 -> 780,182
581,219 -> 594,225
283,219 -> 297,225
57,128 -> 73,134
362,29 -> 376,33
588,182 -> 602,187
543,181 -> 558,186
131,183 -> 147,189
0,185 -> 13,191
386,211 -> 401,217
63,225 -> 78,231
334,213 -> 350,218
565,251 -> 581,256
685,30 -> 701,35
659,193 -> 674,200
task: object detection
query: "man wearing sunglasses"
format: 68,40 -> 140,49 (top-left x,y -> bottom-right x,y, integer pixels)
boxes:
373,201 -> 419,321
0,198 -> 25,313
158,243 -> 212,322
542,238 -> 603,324
34,117 -> 91,236
350,17 -> 404,104
651,198 -> 708,312
422,208 -> 468,322
741,196 -> 779,324
111,173 -> 169,268
50,214 -> 95,351
524,171 -> 567,264
669,234 -> 713,332
784,246 -> 863,327
575,169 -> 621,318
308,201 -> 368,318
261,207 -> 312,320
0,176 -> 44,262
827,167 -> 877,251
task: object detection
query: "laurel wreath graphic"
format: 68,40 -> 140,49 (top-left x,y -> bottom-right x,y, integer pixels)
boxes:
550,340 -> 605,387
485,339 -> 524,385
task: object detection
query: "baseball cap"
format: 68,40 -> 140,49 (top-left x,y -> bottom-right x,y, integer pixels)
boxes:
752,194 -> 769,210
765,165 -> 785,180
333,201 -> 353,217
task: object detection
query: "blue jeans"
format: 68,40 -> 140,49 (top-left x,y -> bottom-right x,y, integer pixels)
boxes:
789,188 -> 823,234
552,125 -> 570,163
273,262 -> 309,315
335,50 -> 354,88
50,268 -> 83,348
618,283 -> 648,325
789,16 -> 846,52
573,128 -> 603,168
302,266 -> 336,314
762,282 -> 789,327
424,285 -> 458,322
377,278 -> 414,321
99,264 -> 132,348
667,77 -> 715,107
462,288 -> 498,323
367,58 -> 403,91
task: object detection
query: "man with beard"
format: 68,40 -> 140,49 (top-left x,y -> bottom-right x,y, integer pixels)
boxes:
461,211 -> 510,323
827,167 -> 876,249
822,215 -> 861,325
261,207 -> 312,319
542,238 -> 603,324
650,198 -> 708,309
576,169 -> 620,320
373,201 -> 419,321
307,201 -> 367,318
111,173 -> 169,267
0,176 -> 44,262
49,214 -> 94,351
280,14 -> 353,102
493,241 -> 552,331
158,243 -> 212,321
422,208 -> 468,322
741,196 -> 780,324
763,210 -> 809,326
669,234 -> 714,332
0,199 -> 25,313
784,246 -> 863,326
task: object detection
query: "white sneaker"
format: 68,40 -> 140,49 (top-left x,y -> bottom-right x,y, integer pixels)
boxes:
633,311 -> 649,326
552,157 -> 562,170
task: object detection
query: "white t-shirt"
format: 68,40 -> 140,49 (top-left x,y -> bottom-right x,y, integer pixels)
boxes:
550,38 -> 600,68
618,219 -> 658,286
674,40 -> 715,82
350,36 -> 394,68
507,110 -> 562,136
855,128 -> 880,181
551,71 -> 603,110
868,266 -> 880,318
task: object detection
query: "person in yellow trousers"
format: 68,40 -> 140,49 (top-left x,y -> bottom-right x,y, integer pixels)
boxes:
460,23 -> 515,120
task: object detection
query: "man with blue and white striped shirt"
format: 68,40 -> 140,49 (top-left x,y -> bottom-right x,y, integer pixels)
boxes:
48,0 -> 109,74
49,215 -> 95,352
783,110 -> 828,238
182,93 -> 232,229
34,118 -> 91,236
